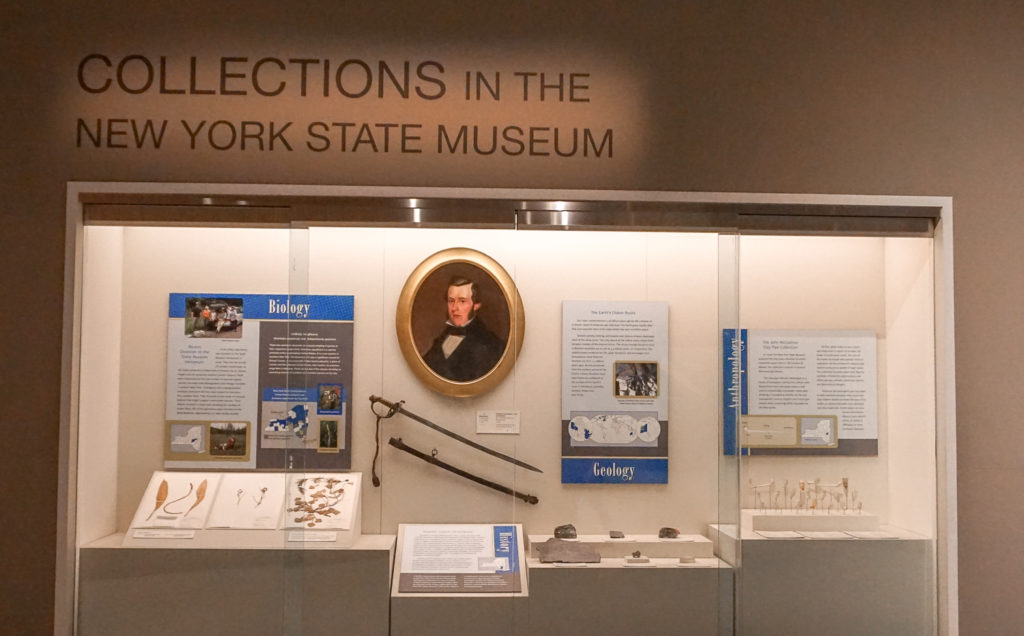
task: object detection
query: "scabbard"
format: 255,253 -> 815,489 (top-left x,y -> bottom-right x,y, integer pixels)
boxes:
388,437 -> 539,505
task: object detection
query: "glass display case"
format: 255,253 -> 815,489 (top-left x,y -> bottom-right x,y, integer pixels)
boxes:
719,232 -> 944,635
60,185 -> 954,635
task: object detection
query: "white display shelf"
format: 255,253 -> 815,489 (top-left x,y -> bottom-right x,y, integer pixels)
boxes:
527,533 -> 714,559
87,529 -> 386,551
743,508 -> 880,532
710,522 -> 924,544
527,556 -> 728,569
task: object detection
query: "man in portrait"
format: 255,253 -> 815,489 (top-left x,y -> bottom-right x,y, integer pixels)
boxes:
422,276 -> 505,381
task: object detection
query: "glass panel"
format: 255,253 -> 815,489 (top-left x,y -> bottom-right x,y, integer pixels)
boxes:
299,222 -> 730,633
734,233 -> 937,635
72,196 -> 943,635
284,224 -> 309,632
330,226 -> 525,628
717,231 -> 742,634
76,224 -> 297,632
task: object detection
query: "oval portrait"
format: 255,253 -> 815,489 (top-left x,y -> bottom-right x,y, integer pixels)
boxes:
396,248 -> 525,398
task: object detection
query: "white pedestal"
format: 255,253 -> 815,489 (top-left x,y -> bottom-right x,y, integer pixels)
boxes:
79,533 -> 395,636
708,523 -> 934,635
527,533 -> 714,559
744,508 -> 879,532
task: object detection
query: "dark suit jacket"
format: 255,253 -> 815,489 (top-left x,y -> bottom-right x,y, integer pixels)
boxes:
422,317 -> 504,381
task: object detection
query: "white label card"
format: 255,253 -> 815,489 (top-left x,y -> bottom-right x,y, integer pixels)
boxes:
288,531 -> 338,542
476,410 -> 521,434
132,529 -> 196,540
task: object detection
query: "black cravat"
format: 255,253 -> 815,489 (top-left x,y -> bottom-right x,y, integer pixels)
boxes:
445,324 -> 468,336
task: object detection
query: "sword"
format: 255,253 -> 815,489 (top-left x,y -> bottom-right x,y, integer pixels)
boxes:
369,395 -> 543,473
388,437 -> 539,505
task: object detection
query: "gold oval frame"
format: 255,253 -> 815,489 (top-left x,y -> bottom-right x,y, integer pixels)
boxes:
396,248 -> 525,398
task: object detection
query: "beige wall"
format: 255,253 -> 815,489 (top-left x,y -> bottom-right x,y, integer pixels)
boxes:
2,2 -> 1022,632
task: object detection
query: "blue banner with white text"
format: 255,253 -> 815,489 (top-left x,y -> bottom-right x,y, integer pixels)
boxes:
561,458 -> 668,484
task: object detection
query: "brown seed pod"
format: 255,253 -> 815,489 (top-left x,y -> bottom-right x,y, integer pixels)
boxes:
146,480 -> 169,521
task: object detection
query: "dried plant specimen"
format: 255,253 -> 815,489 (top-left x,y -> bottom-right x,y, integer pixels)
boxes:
184,479 -> 208,517
162,482 -> 195,514
287,477 -> 348,528
252,487 -> 268,507
145,479 -> 169,521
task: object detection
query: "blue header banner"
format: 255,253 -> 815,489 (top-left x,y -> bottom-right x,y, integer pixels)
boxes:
492,525 -> 519,573
561,458 -> 668,484
169,293 -> 354,321
722,328 -> 747,456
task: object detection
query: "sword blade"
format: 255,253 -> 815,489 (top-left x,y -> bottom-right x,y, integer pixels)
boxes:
370,395 -> 543,473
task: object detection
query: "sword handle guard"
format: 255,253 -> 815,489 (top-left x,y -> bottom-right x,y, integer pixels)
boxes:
369,395 -> 403,418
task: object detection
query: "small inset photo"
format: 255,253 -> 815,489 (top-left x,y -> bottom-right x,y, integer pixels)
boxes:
799,416 -> 838,447
185,296 -> 244,339
262,402 -> 315,449
318,420 -> 340,453
169,422 -> 206,455
613,362 -> 659,397
317,383 -> 343,414
209,422 -> 249,457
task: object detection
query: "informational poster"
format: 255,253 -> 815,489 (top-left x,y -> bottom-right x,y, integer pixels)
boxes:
165,293 -> 354,469
723,329 -> 878,456
561,301 -> 669,484
396,524 -> 523,594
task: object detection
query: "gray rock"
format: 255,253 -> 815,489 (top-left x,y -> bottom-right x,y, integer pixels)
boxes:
537,538 -> 601,563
